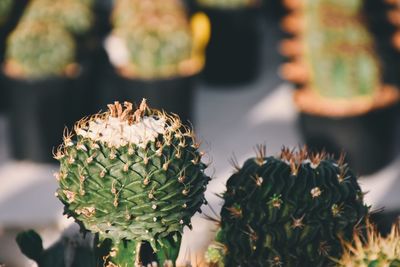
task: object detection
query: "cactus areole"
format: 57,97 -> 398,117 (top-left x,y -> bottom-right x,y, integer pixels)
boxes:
212,146 -> 369,267
55,100 -> 210,263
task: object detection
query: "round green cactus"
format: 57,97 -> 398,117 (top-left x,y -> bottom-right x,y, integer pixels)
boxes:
5,20 -> 75,79
110,0 -> 195,79
209,146 -> 369,267
23,0 -> 93,35
196,0 -> 259,9
111,0 -> 186,28
338,222 -> 400,267
0,0 -> 12,25
55,100 -> 210,265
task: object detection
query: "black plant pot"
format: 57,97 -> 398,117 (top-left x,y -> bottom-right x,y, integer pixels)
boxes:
200,6 -> 263,85
4,70 -> 90,163
262,0 -> 287,21
97,66 -> 196,124
299,103 -> 400,176
0,73 -> 7,113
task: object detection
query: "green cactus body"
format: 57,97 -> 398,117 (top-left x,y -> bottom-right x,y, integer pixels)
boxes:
112,0 -> 186,28
111,0 -> 194,79
5,21 -> 75,79
210,147 -> 369,267
196,0 -> 259,9
23,0 -> 93,35
301,0 -> 380,98
338,222 -> 400,267
55,100 -> 210,265
0,0 -> 12,25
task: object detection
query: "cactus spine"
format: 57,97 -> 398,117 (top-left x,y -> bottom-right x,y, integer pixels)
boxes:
281,0 -> 399,116
207,146 -> 369,267
55,100 -> 210,266
338,221 -> 400,267
4,20 -> 76,79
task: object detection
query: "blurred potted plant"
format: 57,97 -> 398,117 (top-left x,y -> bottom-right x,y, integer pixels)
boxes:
194,0 -> 263,85
21,0 -> 95,62
3,20 -> 86,163
280,0 -> 400,175
100,0 -> 209,123
0,0 -> 12,26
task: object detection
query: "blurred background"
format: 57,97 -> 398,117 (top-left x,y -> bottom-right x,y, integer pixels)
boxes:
1,0 -> 400,266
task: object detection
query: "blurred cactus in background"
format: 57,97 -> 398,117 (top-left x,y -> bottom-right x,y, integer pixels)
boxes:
207,146 -> 369,266
111,0 -> 186,28
196,0 -> 259,8
54,100 -> 210,266
0,0 -> 12,25
386,0 -> 400,50
281,0 -> 399,116
107,0 -> 204,80
22,0 -> 94,35
338,221 -> 400,267
4,20 -> 76,79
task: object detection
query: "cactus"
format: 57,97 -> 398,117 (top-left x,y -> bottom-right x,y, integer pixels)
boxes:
386,0 -> 400,50
338,221 -> 400,267
109,0 -> 203,79
280,0 -> 400,116
0,0 -> 12,25
4,20 -> 76,79
22,0 -> 93,35
196,0 -> 259,9
111,0 -> 186,28
207,146 -> 369,267
54,100 -> 210,266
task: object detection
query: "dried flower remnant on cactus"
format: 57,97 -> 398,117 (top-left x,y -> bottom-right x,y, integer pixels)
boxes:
209,146 -> 369,267
55,99 -> 210,265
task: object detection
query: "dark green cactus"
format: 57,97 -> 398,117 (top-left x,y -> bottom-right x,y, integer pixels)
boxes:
54,100 -> 210,266
16,228 -> 95,267
208,146 -> 369,267
5,20 -> 76,79
338,221 -> 400,267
